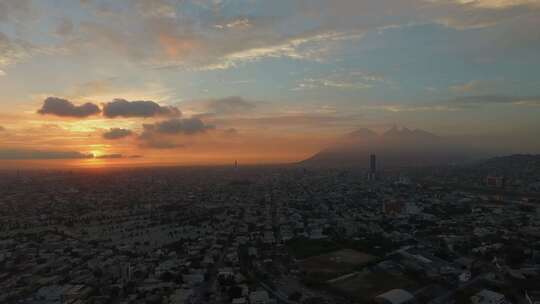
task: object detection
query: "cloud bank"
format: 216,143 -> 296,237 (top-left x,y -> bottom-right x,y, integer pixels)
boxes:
137,117 -> 215,149
102,128 -> 133,139
37,97 -> 101,118
102,99 -> 181,118
143,117 -> 214,135
36,97 -> 181,119
0,149 -> 93,160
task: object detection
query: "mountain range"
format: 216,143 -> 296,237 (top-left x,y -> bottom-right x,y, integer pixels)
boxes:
301,126 -> 474,168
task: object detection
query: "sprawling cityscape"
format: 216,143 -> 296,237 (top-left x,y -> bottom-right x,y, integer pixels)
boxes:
1,154 -> 540,304
2,0 -> 540,303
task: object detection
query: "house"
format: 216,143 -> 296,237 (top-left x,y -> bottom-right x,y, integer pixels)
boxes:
374,289 -> 415,304
249,290 -> 270,304
233,298 -> 247,304
470,289 -> 505,304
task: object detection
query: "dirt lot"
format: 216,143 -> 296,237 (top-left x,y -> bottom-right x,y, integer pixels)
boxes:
329,270 -> 420,302
299,249 -> 377,279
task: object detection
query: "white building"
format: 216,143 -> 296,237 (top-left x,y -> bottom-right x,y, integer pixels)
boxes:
470,289 -> 505,304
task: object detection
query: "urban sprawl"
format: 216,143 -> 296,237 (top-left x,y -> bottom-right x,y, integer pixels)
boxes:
1,155 -> 540,304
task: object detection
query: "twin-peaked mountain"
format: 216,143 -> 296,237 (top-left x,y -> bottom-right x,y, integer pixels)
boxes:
301,126 -> 473,168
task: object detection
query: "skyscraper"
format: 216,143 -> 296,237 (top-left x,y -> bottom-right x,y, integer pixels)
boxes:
368,154 -> 377,181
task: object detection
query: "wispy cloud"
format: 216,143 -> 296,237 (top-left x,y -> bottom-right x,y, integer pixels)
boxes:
360,104 -> 462,112
450,80 -> 500,93
293,70 -> 384,91
0,32 -> 31,69
450,94 -> 540,105
203,96 -> 256,114
294,78 -> 373,90
189,31 -> 365,71
214,17 -> 252,30
444,0 -> 540,9
4,0 -> 540,72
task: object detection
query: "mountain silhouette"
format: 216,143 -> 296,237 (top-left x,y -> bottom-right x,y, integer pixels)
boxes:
346,128 -> 378,139
301,126 -> 471,168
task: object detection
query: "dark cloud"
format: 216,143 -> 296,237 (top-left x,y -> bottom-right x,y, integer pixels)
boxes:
0,126 -> 5,131
0,149 -> 93,160
94,153 -> 143,159
205,96 -> 256,114
102,98 -> 181,118
223,128 -> 238,135
138,117 -> 213,149
37,97 -> 101,118
102,128 -> 133,140
143,117 -> 214,135
95,153 -> 123,159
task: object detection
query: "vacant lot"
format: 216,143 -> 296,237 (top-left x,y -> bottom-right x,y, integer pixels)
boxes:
299,249 -> 377,280
286,238 -> 341,259
330,270 -> 420,302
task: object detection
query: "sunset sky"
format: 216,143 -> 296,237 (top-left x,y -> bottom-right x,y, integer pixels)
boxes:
1,0 -> 540,168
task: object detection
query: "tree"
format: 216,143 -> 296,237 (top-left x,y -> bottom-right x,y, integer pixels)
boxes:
288,291 -> 303,302
228,286 -> 243,299
302,296 -> 326,304
93,268 -> 103,278
160,271 -> 174,282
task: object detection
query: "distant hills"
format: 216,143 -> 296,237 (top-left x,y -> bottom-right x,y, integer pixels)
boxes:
473,154 -> 540,175
300,126 -> 475,168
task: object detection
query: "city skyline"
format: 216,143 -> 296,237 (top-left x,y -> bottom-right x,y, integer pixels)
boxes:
1,0 -> 540,168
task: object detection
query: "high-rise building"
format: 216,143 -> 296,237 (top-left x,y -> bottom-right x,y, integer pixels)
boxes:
368,154 -> 377,181
486,176 -> 505,188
